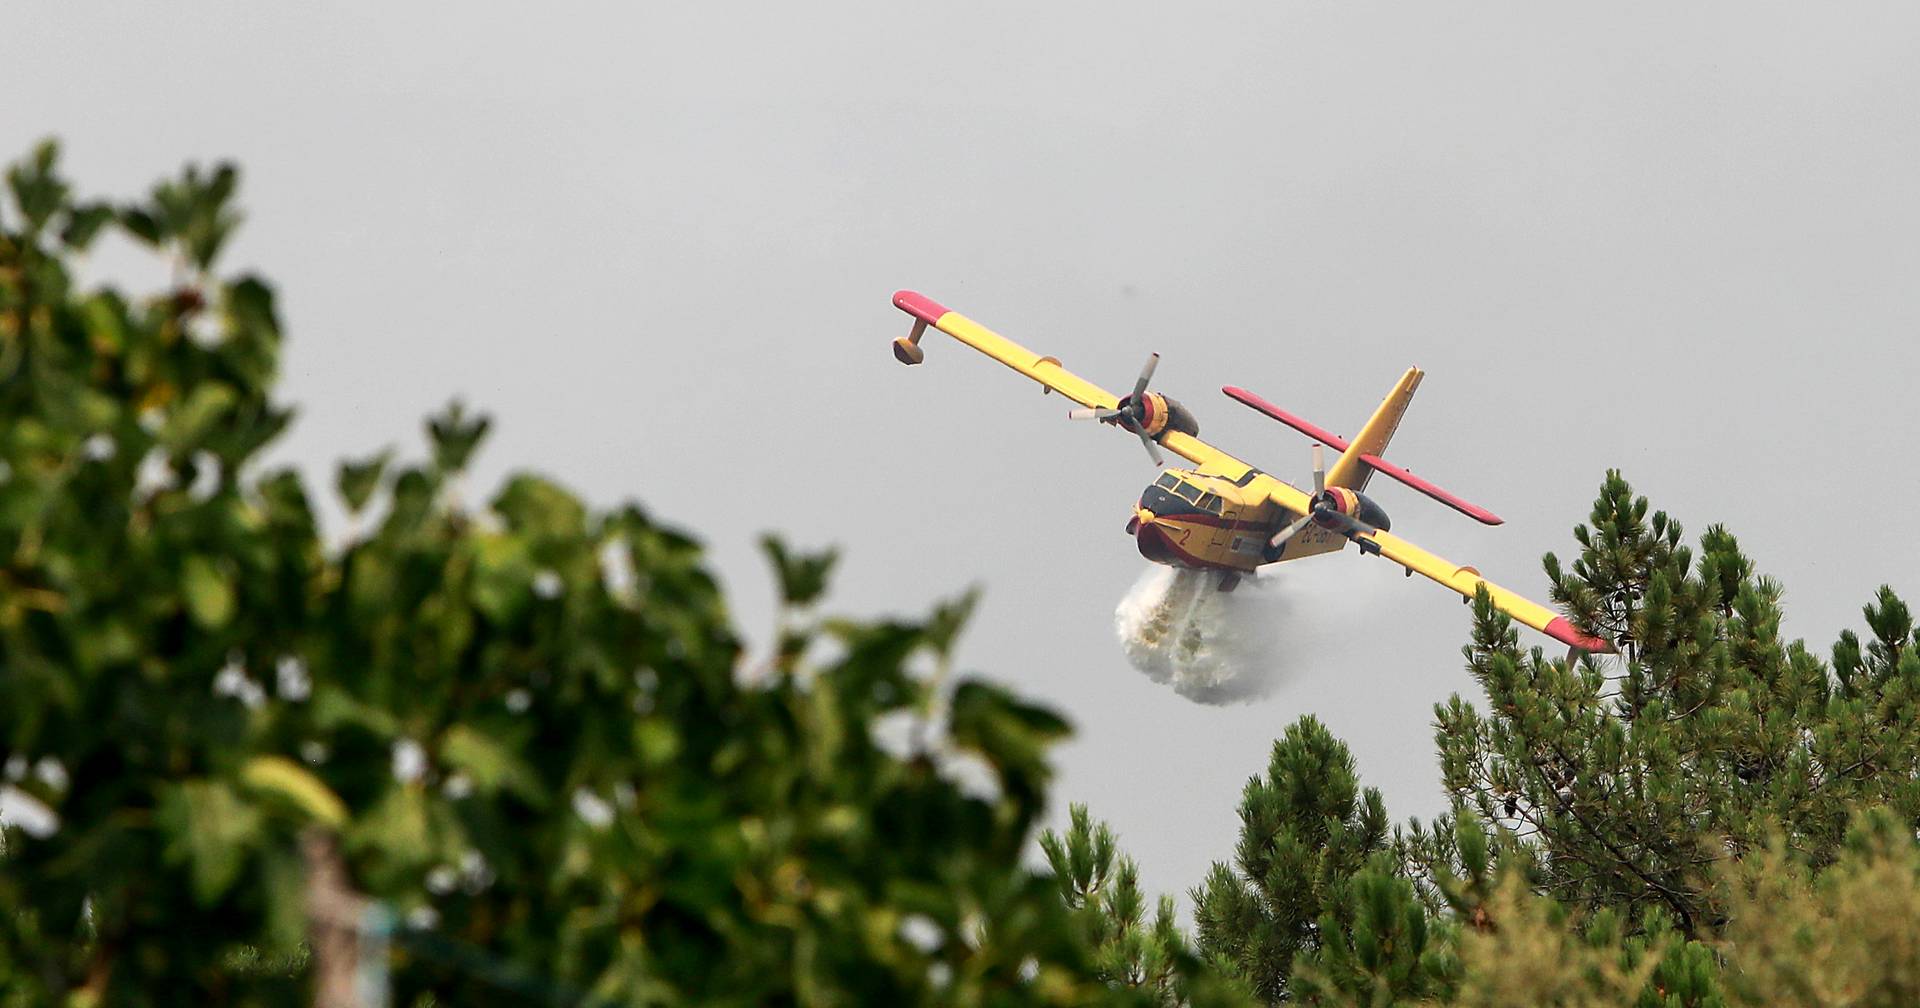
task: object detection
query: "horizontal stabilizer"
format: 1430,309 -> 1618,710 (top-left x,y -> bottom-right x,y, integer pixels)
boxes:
1222,384 -> 1503,526
1358,453 -> 1503,525
1221,386 -> 1350,451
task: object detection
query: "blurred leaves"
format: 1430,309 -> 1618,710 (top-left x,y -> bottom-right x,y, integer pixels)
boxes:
426,400 -> 489,475
0,139 -> 1157,1008
336,449 -> 390,515
761,533 -> 837,607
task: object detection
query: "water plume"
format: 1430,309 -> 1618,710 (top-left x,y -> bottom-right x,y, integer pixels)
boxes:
1114,565 -> 1292,704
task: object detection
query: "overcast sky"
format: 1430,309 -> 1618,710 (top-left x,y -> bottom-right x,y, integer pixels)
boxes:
13,2 -> 1920,908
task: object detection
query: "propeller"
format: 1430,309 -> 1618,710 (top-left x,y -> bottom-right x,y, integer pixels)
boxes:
1269,443 -> 1380,551
1067,353 -> 1165,466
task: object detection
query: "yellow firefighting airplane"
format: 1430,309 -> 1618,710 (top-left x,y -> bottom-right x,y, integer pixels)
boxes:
889,290 -> 1614,656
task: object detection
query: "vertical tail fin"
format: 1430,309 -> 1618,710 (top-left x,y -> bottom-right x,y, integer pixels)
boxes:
1325,367 -> 1422,491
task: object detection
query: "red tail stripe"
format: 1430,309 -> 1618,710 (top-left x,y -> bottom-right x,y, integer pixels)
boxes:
1358,453 -> 1504,526
1221,386 -> 1350,451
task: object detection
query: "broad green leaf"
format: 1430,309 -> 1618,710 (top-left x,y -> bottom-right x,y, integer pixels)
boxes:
59,201 -> 114,249
159,382 -> 237,452
440,724 -> 546,804
354,783 -> 434,870
181,554 -> 235,628
336,448 -> 391,513
761,534 -> 837,607
159,779 -> 262,904
493,473 -> 586,540
426,400 -> 490,474
471,533 -> 534,622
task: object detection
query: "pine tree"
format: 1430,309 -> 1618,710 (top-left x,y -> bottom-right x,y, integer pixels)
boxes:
1715,807 -> 1920,1007
1431,471 -> 1920,936
1041,804 -> 1192,1006
1291,851 -> 1460,1006
1192,716 -> 1389,1003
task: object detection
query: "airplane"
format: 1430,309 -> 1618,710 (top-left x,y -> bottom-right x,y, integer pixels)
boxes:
888,290 -> 1615,658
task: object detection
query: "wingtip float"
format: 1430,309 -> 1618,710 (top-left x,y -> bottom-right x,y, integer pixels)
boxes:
888,290 -> 1615,659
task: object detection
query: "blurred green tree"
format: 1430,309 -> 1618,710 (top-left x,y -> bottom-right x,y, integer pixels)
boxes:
1715,806 -> 1920,1007
0,141 -> 1215,1007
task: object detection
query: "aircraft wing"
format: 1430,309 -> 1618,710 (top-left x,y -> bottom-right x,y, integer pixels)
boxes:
892,290 -> 1318,508
892,291 -> 1121,410
1349,526 -> 1614,653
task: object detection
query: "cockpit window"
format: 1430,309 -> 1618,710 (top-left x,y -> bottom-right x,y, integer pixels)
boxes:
1198,493 -> 1221,513
1175,482 -> 1202,504
1155,474 -> 1180,491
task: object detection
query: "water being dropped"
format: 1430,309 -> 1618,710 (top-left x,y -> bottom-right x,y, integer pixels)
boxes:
1115,564 -> 1290,704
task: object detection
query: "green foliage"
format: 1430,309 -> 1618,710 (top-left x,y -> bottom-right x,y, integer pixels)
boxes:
1191,715 -> 1389,1003
1,140 -> 306,1007
1292,851 -> 1459,1007
1433,471 -> 1920,937
16,139 -> 1920,1008
1447,874 -> 1662,1008
1042,805 -> 1184,1004
1205,470 -> 1920,1006
0,141 -> 1179,1006
1715,807 -> 1920,1007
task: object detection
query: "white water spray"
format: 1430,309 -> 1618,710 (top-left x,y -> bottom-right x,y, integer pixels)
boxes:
1114,565 -> 1292,704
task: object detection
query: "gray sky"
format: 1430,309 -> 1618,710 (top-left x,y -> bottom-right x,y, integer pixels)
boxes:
14,2 -> 1920,908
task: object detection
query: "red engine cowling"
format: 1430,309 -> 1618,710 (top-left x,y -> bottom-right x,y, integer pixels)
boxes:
1122,393 -> 1200,439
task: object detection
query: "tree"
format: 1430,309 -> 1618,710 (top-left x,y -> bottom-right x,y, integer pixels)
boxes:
1191,716 -> 1389,1003
1042,804 -> 1182,1001
1715,807 -> 1920,1007
1290,850 -> 1459,1007
1432,471 -> 1920,937
0,140 -> 1186,1006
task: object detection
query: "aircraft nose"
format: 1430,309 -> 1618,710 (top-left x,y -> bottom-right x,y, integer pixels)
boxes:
1132,509 -> 1182,564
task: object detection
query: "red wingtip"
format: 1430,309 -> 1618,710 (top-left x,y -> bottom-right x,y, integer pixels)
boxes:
1545,617 -> 1616,654
893,290 -> 950,325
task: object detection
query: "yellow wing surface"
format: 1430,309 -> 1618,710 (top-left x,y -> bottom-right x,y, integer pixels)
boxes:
892,291 -> 1301,495
1352,528 -> 1612,653
890,291 -> 1613,654
892,291 -> 1120,411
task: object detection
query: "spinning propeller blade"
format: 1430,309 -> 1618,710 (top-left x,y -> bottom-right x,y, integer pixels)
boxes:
1269,512 -> 1316,549
1067,352 -> 1167,466
1135,428 -> 1164,467
1271,442 -> 1381,550
1132,353 -> 1159,400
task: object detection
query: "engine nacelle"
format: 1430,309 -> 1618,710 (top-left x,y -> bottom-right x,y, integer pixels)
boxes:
1313,487 -> 1391,532
1123,392 -> 1200,439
